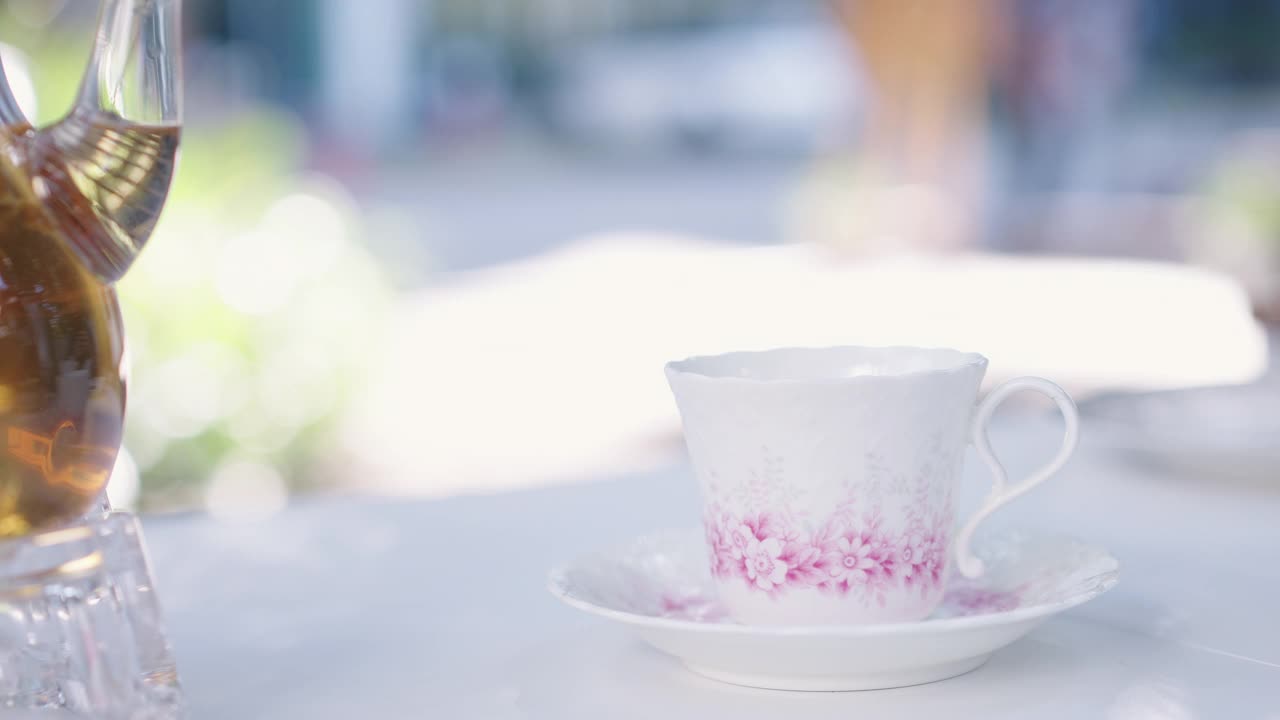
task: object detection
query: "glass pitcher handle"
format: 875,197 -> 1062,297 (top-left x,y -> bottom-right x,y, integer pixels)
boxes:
76,0 -> 184,126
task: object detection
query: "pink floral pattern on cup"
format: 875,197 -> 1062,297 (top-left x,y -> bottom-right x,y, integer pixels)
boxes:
703,501 -> 950,604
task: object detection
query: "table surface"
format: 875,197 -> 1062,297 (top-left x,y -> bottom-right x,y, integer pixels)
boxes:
144,417 -> 1280,719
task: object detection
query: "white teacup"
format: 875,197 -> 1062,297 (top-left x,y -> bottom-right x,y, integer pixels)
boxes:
665,345 -> 1078,626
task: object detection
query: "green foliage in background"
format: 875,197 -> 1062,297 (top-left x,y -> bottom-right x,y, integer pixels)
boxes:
122,112 -> 393,510
2,17 -> 395,510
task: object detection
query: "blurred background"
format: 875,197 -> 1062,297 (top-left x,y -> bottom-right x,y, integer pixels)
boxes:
2,0 -> 1276,514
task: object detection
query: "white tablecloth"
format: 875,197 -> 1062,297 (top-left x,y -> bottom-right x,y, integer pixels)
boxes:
344,243 -> 1267,496
146,416 -> 1280,718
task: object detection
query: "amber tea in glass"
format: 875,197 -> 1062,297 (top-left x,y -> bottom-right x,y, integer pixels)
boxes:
0,0 -> 181,536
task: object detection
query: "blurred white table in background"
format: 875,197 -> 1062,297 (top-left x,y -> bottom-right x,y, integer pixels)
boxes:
148,415 -> 1280,719
342,238 -> 1268,498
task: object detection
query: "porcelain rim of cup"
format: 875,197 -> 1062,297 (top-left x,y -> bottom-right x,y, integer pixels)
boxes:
665,345 -> 989,385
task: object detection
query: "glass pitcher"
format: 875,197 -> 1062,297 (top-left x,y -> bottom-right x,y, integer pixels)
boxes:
0,0 -> 181,537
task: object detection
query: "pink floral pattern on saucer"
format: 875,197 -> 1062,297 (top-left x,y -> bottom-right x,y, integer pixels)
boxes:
941,586 -> 1023,615
655,584 -> 1022,623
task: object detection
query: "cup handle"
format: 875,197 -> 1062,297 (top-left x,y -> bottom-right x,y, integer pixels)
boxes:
953,376 -> 1079,578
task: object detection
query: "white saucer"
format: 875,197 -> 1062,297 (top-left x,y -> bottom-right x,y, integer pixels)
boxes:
548,529 -> 1118,691
1082,383 -> 1280,481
